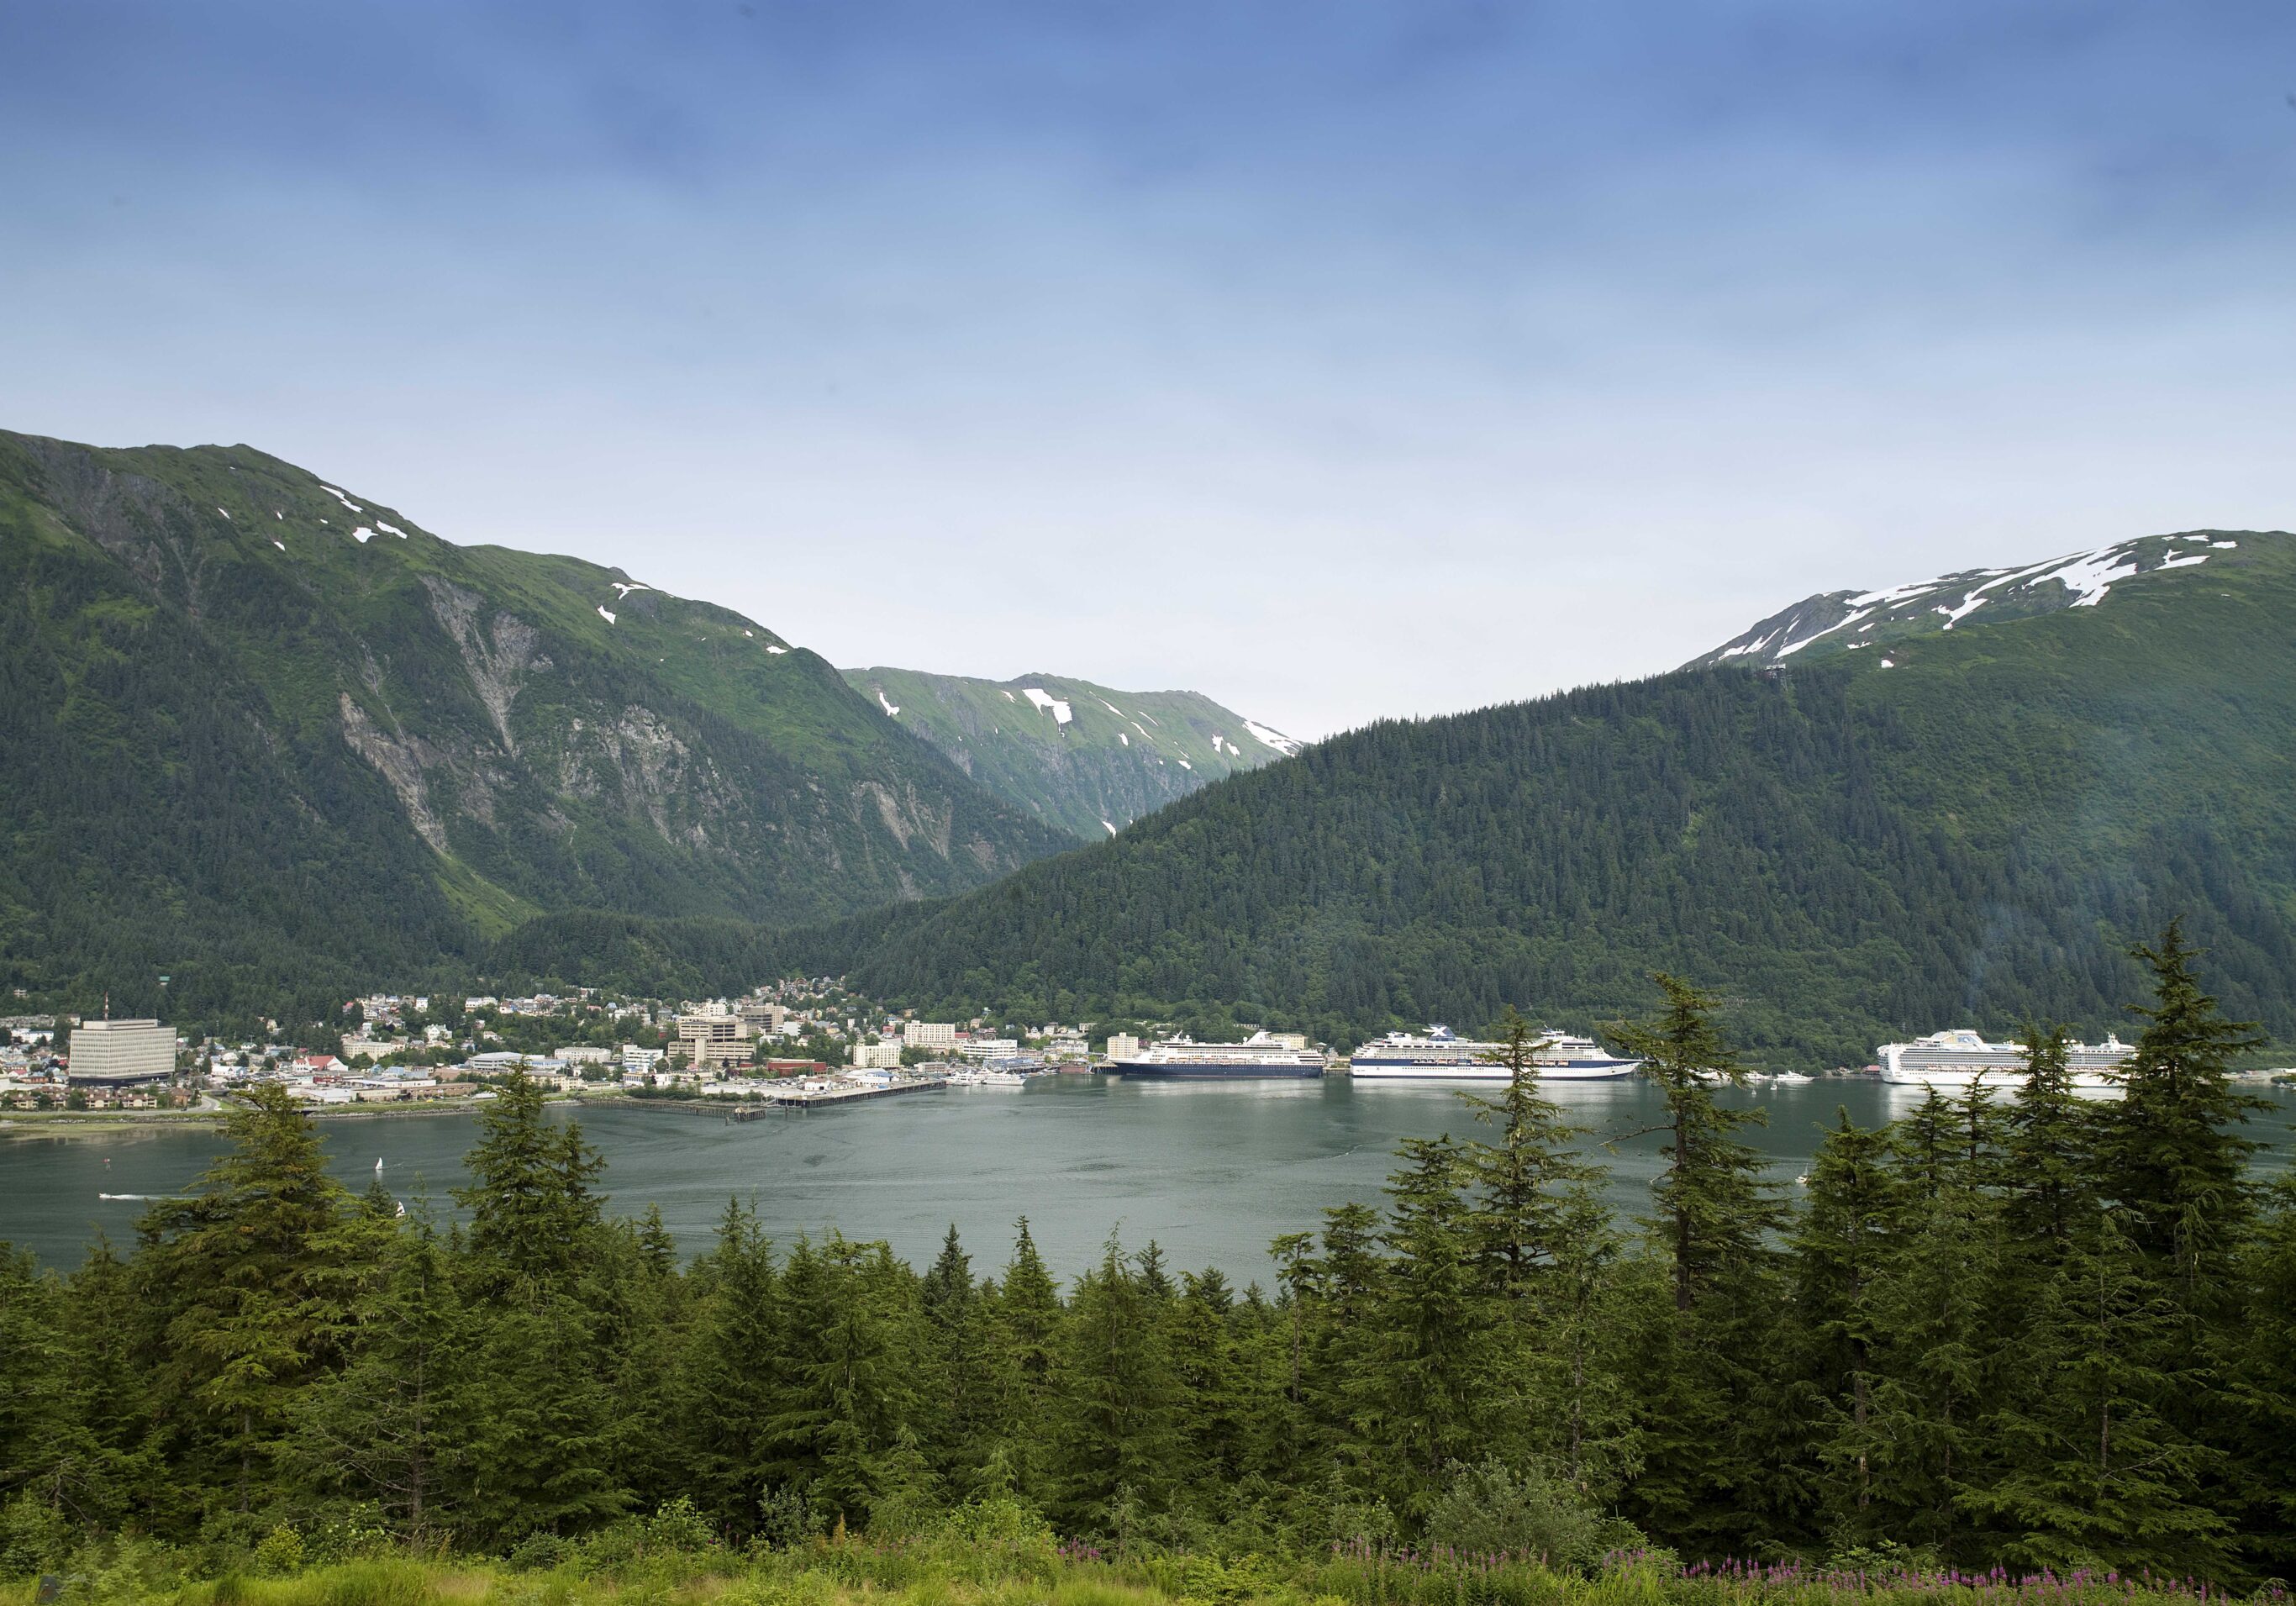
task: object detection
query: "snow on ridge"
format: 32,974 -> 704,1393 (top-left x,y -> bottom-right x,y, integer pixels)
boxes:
611,582 -> 650,598
2159,551 -> 2210,571
273,540 -> 286,550
375,521 -> 406,538
1243,718 -> 1301,756
216,507 -> 230,519
877,691 -> 900,717
2212,540 -> 2239,549
1102,819 -> 1118,836
1022,687 -> 1073,724
318,484 -> 363,513
351,527 -> 374,543
1002,689 -> 1017,702
1177,758 -> 1192,770
598,605 -> 616,624
1098,698 -> 1124,717
766,645 -> 788,655
1119,732 -> 1129,745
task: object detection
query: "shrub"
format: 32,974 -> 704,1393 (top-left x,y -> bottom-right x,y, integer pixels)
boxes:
251,1526 -> 308,1577
1424,1461 -> 1604,1572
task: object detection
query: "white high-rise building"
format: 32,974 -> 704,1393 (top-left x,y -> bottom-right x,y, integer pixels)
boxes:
69,1019 -> 175,1085
1104,1033 -> 1142,1061
903,1021 -> 959,1050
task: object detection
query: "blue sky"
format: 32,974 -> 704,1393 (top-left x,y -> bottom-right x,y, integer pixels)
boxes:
3,2 -> 2293,736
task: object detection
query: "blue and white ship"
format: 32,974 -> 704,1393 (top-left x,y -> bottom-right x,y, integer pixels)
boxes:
1348,1024 -> 1640,1081
1110,1032 -> 1326,1079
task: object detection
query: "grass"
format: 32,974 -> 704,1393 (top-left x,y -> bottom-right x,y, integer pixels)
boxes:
6,1541 -> 2283,1606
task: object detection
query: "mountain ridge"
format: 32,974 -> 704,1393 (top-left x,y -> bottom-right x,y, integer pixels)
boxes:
840,664 -> 1300,840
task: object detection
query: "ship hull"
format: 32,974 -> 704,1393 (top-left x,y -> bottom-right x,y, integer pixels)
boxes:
1112,1060 -> 1324,1079
1349,1057 -> 1640,1081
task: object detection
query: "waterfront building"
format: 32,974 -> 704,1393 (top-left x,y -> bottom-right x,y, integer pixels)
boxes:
1104,1032 -> 1142,1061
903,1020 -> 960,1050
66,1019 -> 176,1085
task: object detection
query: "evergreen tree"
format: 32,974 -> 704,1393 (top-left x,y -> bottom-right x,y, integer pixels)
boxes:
1970,1207 -> 2229,1578
671,1198 -> 785,1536
1793,1110 -> 1904,1541
288,1211 -> 460,1538
2001,1024 -> 2096,1256
1048,1236 -> 1182,1535
2098,921 -> 2267,1303
1367,1138 -> 1493,1516
1607,975 -> 1782,1311
136,1083 -> 354,1518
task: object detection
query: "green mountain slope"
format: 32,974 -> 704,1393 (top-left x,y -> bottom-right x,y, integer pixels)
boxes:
808,529 -> 2296,1066
840,666 -> 1301,840
0,429 -> 1071,1021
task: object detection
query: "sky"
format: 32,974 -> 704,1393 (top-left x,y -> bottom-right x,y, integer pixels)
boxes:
3,2 -> 2293,739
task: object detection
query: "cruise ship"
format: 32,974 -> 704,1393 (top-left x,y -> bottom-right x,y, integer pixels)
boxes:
1109,1032 -> 1326,1079
1349,1024 -> 1641,1081
1878,1029 -> 2132,1093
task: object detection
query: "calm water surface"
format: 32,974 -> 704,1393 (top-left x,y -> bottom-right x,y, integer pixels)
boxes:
4,1077 -> 2290,1282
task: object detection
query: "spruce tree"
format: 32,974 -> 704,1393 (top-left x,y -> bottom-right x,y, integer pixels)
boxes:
1048,1235 -> 1182,1535
671,1198 -> 785,1536
288,1211 -> 461,1539
2099,921 -> 2267,1303
1793,1109 -> 1903,1540
1367,1137 -> 1493,1516
1970,1207 -> 2229,1578
137,1082 -> 353,1519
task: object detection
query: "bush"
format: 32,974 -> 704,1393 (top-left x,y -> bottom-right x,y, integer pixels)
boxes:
250,1525 -> 307,1577
0,1492 -> 73,1579
1424,1460 -> 1604,1571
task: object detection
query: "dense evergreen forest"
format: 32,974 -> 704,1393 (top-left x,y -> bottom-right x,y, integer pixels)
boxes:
779,539 -> 2296,1064
6,930 -> 2289,1589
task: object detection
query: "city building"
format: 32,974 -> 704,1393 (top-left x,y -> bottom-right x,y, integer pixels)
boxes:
1104,1033 -> 1142,1061
903,1020 -> 960,1050
958,1037 -> 1020,1061
68,1019 -> 176,1085
851,1039 -> 903,1070
739,1000 -> 787,1035
676,1013 -> 750,1067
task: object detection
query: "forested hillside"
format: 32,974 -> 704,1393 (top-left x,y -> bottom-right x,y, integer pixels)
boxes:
798,531 -> 2296,1065
841,666 -> 1299,839
0,430 -> 1070,1029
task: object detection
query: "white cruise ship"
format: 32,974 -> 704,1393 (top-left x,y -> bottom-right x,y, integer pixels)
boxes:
1109,1031 -> 1326,1079
1878,1029 -> 2131,1093
1349,1024 -> 1640,1081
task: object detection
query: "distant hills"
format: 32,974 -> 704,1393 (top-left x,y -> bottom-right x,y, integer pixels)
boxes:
772,529 -> 2296,1066
0,429 -> 1076,1023
840,666 -> 1299,840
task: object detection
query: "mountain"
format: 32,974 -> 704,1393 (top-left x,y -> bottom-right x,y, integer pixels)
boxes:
786,529 -> 2296,1066
1683,531 -> 2247,669
0,429 -> 1072,1023
840,666 -> 1301,840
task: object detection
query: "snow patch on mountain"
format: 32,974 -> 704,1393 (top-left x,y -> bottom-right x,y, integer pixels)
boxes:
878,692 -> 900,717
1023,687 -> 1073,724
1243,719 -> 1302,756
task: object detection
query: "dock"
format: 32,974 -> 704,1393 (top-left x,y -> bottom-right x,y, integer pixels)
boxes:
727,1076 -> 949,1118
